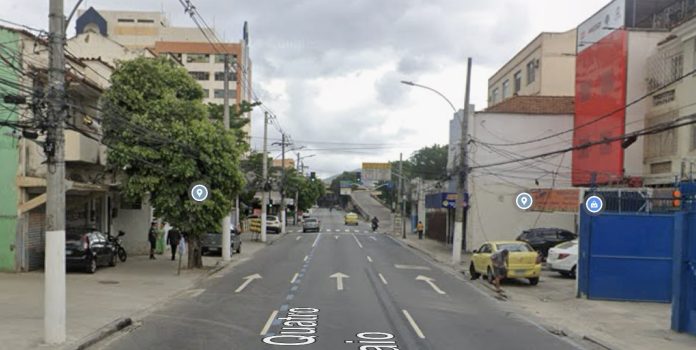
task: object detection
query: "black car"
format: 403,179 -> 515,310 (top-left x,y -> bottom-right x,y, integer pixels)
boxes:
516,228 -> 576,258
201,229 -> 242,255
65,228 -> 117,273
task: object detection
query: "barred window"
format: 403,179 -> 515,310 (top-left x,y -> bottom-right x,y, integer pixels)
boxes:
188,71 -> 210,81
187,53 -> 210,63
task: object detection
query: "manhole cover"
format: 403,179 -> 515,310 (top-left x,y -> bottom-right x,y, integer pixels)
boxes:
98,280 -> 120,285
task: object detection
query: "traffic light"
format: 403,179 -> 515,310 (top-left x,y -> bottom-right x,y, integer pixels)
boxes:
310,172 -> 316,180
672,189 -> 682,208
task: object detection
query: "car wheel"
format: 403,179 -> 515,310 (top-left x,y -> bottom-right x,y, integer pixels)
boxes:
86,258 -> 97,274
108,252 -> 117,267
529,277 -> 539,286
569,265 -> 577,279
469,263 -> 480,280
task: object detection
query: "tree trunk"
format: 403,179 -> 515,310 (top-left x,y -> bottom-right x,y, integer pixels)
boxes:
186,234 -> 203,269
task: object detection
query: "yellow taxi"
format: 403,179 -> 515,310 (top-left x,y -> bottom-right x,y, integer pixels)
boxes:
469,240 -> 542,285
344,212 -> 359,226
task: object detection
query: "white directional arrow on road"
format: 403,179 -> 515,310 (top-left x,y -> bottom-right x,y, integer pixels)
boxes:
330,272 -> 349,291
235,274 -> 262,293
415,275 -> 446,295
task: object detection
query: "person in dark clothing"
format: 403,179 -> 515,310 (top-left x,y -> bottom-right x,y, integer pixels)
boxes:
148,222 -> 158,260
167,229 -> 182,261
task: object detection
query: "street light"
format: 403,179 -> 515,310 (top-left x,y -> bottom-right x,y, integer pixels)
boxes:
400,80 -> 458,113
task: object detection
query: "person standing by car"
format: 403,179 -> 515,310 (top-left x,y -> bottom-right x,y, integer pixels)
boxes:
167,229 -> 182,261
148,222 -> 158,260
416,221 -> 424,240
490,249 -> 509,293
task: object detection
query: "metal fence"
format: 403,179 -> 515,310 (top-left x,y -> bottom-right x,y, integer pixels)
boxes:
593,188 -> 680,213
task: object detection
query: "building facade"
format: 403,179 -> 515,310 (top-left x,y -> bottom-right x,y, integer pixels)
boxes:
488,29 -> 577,107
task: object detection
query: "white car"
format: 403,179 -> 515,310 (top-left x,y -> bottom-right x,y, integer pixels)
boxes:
546,239 -> 578,278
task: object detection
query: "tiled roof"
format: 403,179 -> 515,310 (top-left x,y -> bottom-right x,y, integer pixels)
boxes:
484,95 -> 574,115
153,41 -> 241,55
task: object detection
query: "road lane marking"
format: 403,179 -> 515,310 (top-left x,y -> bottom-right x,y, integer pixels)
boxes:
330,272 -> 349,290
344,229 -> 349,232
416,275 -> 446,295
402,310 -> 425,339
291,273 -> 299,284
304,255 -> 309,262
366,256 -> 373,263
369,236 -> 377,241
378,273 -> 388,285
351,233 -> 363,248
235,274 -> 262,293
260,310 -> 278,335
354,230 -> 359,233
182,288 -> 205,298
296,236 -> 302,241
312,233 -> 321,247
394,264 -> 431,270
335,235 -> 339,240
326,229 -> 331,232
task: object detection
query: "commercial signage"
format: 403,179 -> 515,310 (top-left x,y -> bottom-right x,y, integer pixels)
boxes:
425,192 -> 457,209
530,189 -> 580,212
573,0 -> 628,186
362,162 -> 392,182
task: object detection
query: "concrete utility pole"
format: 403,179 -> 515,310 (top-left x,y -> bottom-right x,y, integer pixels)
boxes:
221,53 -> 231,261
280,133 -> 286,234
399,153 -> 406,239
46,0 -> 66,344
261,112 -> 269,243
453,57 -> 472,265
295,152 -> 301,225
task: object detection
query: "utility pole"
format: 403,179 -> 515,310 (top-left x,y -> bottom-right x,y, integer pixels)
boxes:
261,112 -> 268,243
399,153 -> 405,239
221,53 -> 231,261
46,0 -> 66,344
295,152 -> 301,225
453,57 -> 472,265
280,133 -> 286,234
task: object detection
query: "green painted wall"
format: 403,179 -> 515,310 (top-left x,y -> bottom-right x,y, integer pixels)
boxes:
0,28 -> 21,271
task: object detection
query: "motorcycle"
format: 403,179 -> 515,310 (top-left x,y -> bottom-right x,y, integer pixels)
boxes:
371,222 -> 379,232
109,230 -> 128,262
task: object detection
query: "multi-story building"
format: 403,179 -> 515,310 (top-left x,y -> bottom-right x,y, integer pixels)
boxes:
642,1 -> 696,185
487,29 -> 577,106
74,7 -> 253,138
272,159 -> 296,169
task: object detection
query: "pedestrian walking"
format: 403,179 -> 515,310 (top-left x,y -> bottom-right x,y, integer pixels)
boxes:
148,222 -> 157,260
167,228 -> 182,261
155,222 -> 165,255
416,221 -> 424,240
490,249 -> 509,293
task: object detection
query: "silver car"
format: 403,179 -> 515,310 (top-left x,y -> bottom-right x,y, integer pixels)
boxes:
201,229 -> 242,255
302,218 -> 320,233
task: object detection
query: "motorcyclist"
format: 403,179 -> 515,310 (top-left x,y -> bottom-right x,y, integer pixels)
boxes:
371,216 -> 380,231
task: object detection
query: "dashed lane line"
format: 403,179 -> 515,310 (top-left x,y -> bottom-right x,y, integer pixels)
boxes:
402,310 -> 426,339
296,236 -> 302,241
351,233 -> 363,249
304,255 -> 308,262
260,310 -> 279,335
366,256 -> 373,263
291,273 -> 299,284
378,273 -> 388,285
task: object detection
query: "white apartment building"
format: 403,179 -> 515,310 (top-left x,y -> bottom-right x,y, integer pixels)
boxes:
488,29 -> 577,107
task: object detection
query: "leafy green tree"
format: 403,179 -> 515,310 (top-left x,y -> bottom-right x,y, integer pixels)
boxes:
102,57 -> 244,268
207,100 -> 260,148
408,144 -> 448,180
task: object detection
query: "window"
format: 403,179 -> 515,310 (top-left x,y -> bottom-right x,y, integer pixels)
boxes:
215,72 -> 237,81
513,71 -> 522,94
502,80 -> 510,99
214,89 -> 237,99
526,59 -> 537,85
137,19 -> 154,23
186,53 -> 210,63
117,18 -> 135,23
214,54 -> 238,63
490,88 -> 499,104
202,89 -> 210,98
497,243 -> 533,252
478,244 -> 491,253
188,71 -> 210,81
670,53 -> 683,82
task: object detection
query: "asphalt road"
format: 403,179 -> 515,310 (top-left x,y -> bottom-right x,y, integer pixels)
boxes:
99,208 -> 582,350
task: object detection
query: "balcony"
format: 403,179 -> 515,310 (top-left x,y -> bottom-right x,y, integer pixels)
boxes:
65,129 -> 105,165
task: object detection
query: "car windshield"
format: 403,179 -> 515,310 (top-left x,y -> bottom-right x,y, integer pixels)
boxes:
556,240 -> 578,249
305,219 -> 317,223
496,243 -> 533,252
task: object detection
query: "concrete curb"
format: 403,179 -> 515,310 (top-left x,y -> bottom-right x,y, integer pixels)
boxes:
67,317 -> 132,350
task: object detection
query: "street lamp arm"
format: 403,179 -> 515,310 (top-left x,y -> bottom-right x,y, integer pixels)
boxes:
401,81 -> 457,113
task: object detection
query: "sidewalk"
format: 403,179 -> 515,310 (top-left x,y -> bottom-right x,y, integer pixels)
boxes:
0,233 -> 280,350
396,232 -> 696,350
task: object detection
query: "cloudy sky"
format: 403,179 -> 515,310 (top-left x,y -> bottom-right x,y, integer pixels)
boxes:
5,0 -> 609,178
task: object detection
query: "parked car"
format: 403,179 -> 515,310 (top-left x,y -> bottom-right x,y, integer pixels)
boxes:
303,218 -> 321,233
344,212 -> 359,225
516,228 -> 576,258
469,241 -> 542,286
547,239 -> 578,278
248,215 -> 282,234
65,228 -> 117,273
201,229 -> 242,255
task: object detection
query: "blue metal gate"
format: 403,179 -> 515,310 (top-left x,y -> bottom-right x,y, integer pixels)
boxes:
578,210 -> 674,302
672,212 -> 696,335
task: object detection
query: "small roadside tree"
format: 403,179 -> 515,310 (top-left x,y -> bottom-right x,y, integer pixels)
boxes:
102,57 -> 244,268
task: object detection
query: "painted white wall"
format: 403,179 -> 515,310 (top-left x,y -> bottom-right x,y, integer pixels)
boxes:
466,111 -> 576,251
111,201 -> 152,256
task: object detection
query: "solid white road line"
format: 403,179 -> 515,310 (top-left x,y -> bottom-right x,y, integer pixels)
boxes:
260,310 -> 279,335
378,273 -> 388,285
312,233 -> 321,247
394,264 -> 431,270
351,233 -> 363,248
402,310 -> 425,339
291,273 -> 299,284
366,256 -> 373,263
